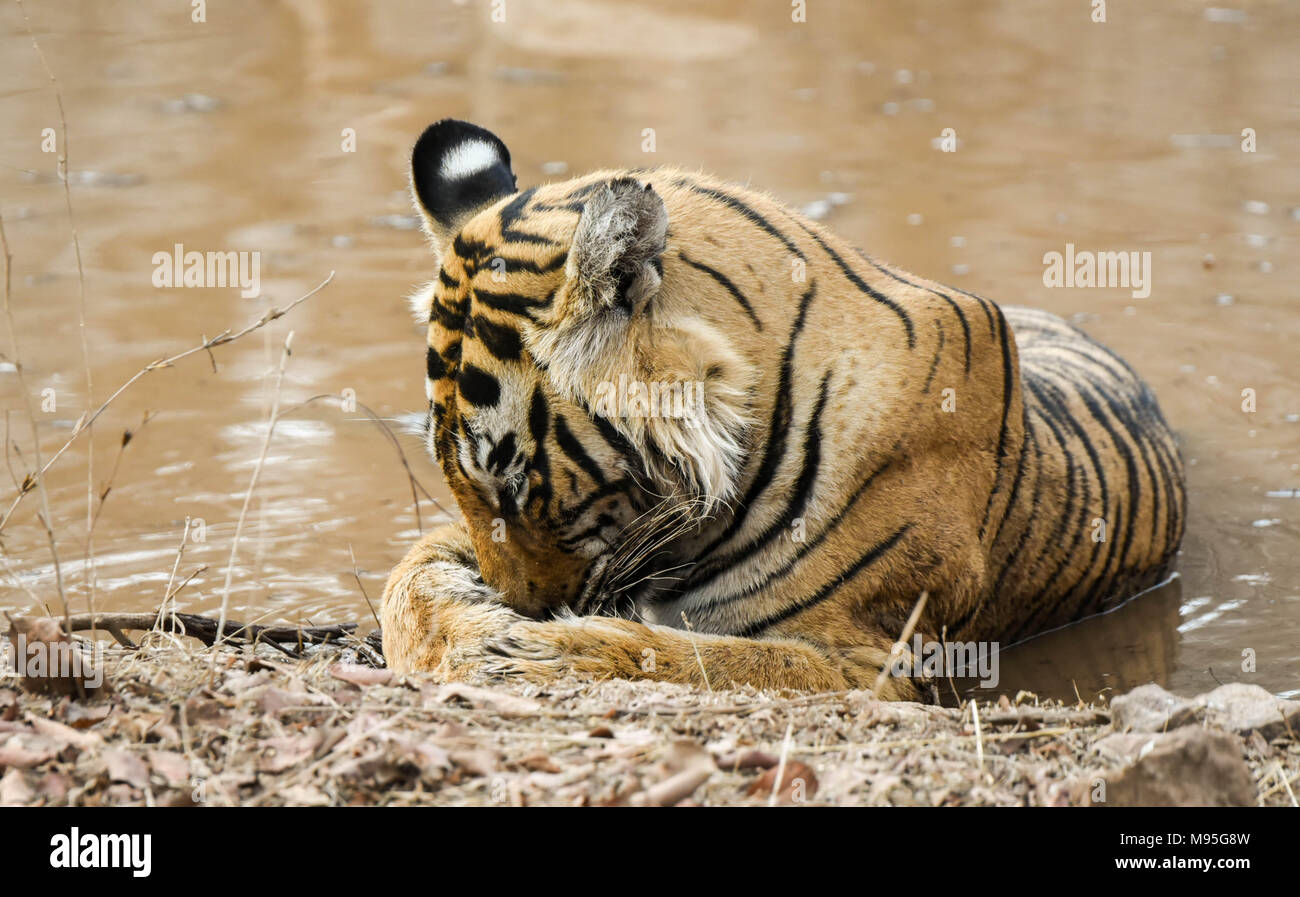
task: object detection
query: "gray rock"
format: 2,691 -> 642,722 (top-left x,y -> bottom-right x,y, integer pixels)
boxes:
1086,727 -> 1255,807
1108,682 -> 1195,733
1195,682 -> 1300,741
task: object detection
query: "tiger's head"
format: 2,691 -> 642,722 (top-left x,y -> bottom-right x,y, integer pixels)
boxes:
407,120 -> 756,617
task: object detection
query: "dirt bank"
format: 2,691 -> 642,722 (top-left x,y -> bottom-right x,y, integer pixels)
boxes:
2,623 -> 1295,807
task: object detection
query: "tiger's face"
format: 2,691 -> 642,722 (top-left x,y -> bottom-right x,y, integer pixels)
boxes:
408,121 -> 753,617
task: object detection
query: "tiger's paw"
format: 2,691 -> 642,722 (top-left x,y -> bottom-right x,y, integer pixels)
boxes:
481,615 -> 651,684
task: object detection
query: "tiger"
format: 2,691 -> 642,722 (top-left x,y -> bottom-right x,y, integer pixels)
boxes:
380,118 -> 1186,700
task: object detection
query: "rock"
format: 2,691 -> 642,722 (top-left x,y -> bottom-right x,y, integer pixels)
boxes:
1195,683 -> 1300,741
1109,683 -> 1195,733
1085,727 -> 1255,807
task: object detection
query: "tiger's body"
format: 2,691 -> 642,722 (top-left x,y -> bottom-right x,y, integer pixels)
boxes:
381,120 -> 1186,699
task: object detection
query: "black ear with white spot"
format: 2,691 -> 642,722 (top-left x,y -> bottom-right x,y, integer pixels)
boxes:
568,178 -> 668,316
410,119 -> 517,252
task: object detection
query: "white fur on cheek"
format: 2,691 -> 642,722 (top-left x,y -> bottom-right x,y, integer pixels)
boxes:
408,280 -> 436,324
439,139 -> 500,181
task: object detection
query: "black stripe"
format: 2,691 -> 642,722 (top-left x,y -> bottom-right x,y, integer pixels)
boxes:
978,302 -> 1016,539
1033,370 -> 1121,618
583,406 -> 643,469
684,281 -> 819,574
784,215 -> 916,349
923,319 -> 945,394
688,370 -> 832,588
525,388 -> 553,516
1046,353 -> 1165,566
485,431 -> 517,476
735,524 -> 911,638
554,414 -> 607,486
675,179 -> 806,259
457,364 -> 501,408
678,251 -> 764,330
431,299 -> 466,330
426,345 -> 447,381
953,286 -> 998,340
991,402 -> 1033,551
452,234 -> 494,263
1068,380 -> 1144,609
854,249 -> 971,374
993,414 -> 1044,595
557,477 -> 634,527
497,188 -> 563,248
1003,374 -> 1104,640
693,450 -> 897,608
471,314 -> 523,361
474,289 -> 552,319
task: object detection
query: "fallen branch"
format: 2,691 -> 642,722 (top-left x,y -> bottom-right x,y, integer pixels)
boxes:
59,612 -> 358,650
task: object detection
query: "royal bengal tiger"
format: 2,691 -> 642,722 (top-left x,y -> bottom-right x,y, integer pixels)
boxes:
380,119 -> 1186,700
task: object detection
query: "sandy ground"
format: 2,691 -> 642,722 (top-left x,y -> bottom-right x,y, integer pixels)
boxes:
3,625 -> 1297,808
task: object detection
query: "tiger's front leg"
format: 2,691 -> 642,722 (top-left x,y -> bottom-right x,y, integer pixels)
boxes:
482,615 -> 922,699
380,523 -> 531,678
382,523 -> 921,698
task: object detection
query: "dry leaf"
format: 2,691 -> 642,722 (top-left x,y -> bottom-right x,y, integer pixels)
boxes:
638,742 -> 714,807
147,750 -> 191,788
0,768 -> 34,806
426,683 -> 543,718
104,749 -> 150,789
0,734 -> 58,768
28,714 -> 102,750
716,749 -> 777,771
259,731 -> 323,773
746,760 -> 819,803
329,663 -> 393,688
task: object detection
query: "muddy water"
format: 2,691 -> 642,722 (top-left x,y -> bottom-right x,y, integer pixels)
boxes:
0,0 -> 1295,701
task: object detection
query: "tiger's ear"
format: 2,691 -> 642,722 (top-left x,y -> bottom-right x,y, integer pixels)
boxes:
567,178 -> 668,316
410,119 -> 517,256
